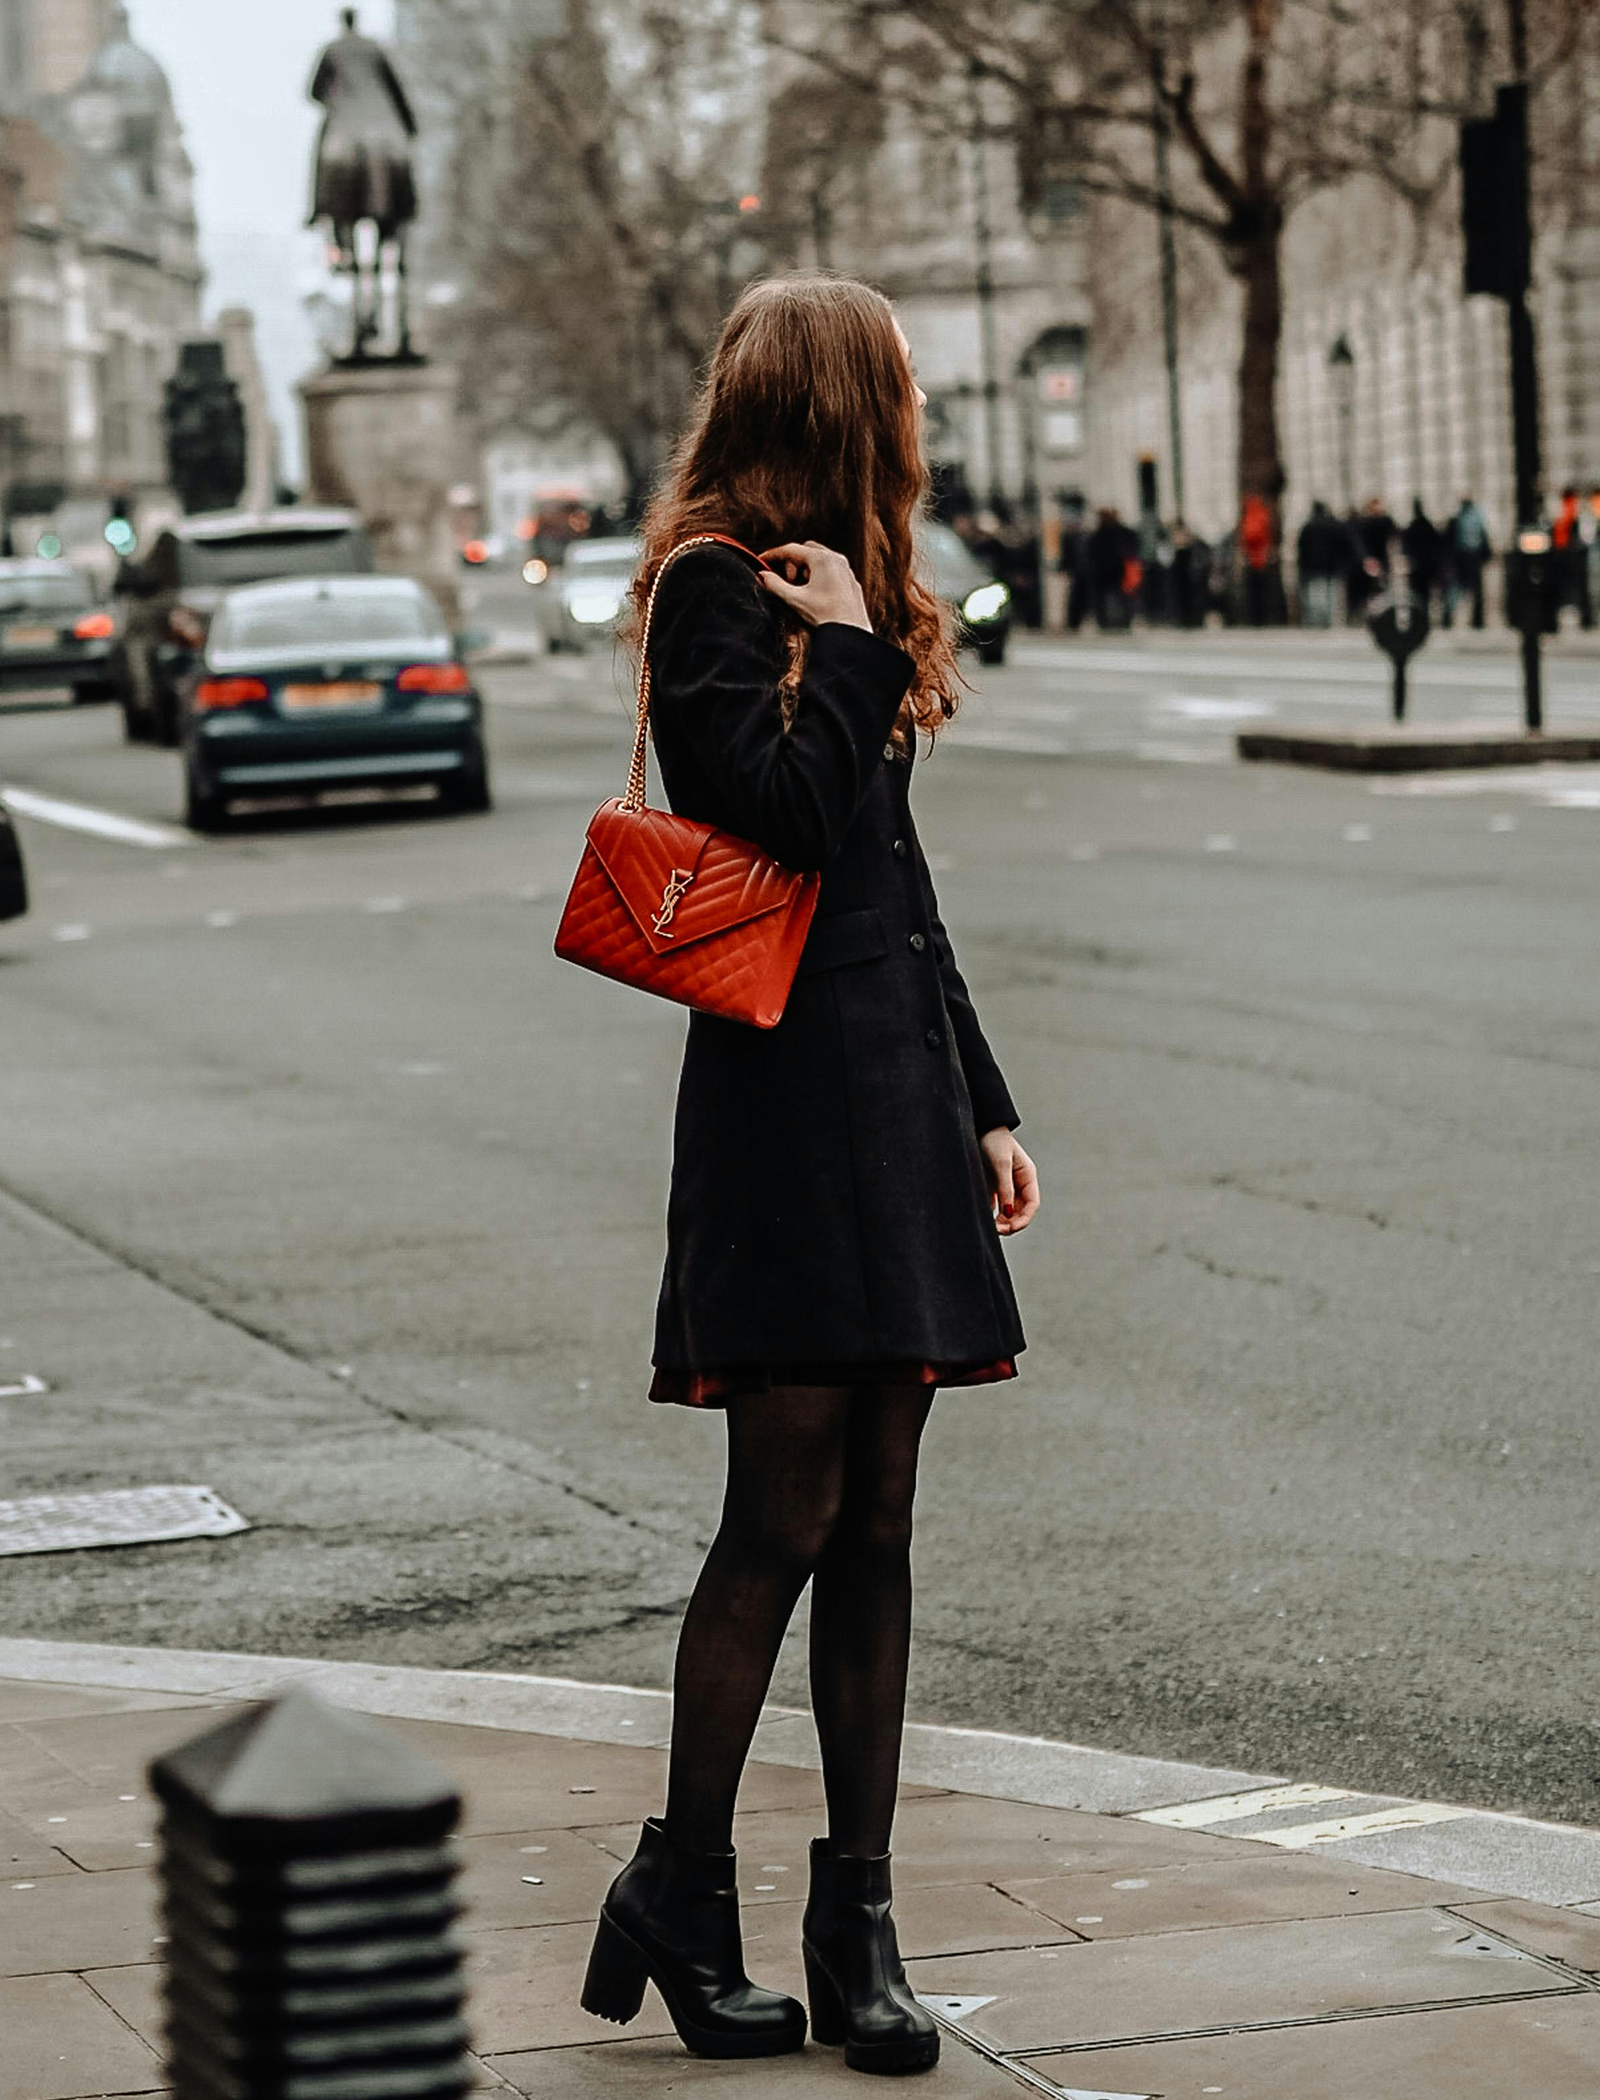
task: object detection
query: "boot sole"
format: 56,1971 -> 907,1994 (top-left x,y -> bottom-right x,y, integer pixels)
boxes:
582,1907 -> 808,2059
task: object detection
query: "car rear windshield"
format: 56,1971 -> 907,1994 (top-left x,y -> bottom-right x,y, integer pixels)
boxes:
177,531 -> 373,587
213,589 -> 444,654
919,526 -> 988,597
0,574 -> 90,613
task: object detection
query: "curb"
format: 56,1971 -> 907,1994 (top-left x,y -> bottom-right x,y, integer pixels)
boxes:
1237,723 -> 1600,772
5,1637 -> 1600,1910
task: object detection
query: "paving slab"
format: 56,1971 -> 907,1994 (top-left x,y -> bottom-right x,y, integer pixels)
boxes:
459,1828 -> 628,1931
0,1865 -> 158,1975
0,1971 -> 163,2100
907,1908 -> 1576,2054
684,1793 -> 1243,1893
1014,1991 -> 1600,2100
467,1920 -> 678,2054
1001,1852 -> 1474,1939
0,1681 -> 201,1725
1297,1809 -> 1600,1908
751,1711 -> 1275,1814
378,1715 -> 830,1834
485,2032 -> 1027,2095
1451,1896 -> 1600,1975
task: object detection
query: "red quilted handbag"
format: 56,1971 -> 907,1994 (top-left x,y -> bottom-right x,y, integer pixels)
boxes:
554,535 -> 821,1029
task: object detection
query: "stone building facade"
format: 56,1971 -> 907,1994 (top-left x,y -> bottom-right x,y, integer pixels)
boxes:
1083,63 -> 1600,547
0,0 -> 203,536
390,0 -> 1092,523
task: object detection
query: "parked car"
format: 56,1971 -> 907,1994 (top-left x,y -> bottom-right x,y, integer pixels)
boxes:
527,535 -> 642,651
112,507 -> 374,747
0,560 -> 118,702
0,795 -> 27,922
177,574 -> 490,832
919,521 -> 1012,666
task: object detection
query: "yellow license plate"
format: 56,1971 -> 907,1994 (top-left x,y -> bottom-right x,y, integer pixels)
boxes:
280,680 -> 382,711
3,625 -> 55,649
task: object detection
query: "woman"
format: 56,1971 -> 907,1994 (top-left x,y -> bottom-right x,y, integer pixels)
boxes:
581,276 -> 1039,2076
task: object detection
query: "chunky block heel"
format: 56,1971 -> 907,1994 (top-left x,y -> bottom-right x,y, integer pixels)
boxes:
581,1909 -> 648,2024
580,1819 -> 807,2058
803,1943 -> 847,2045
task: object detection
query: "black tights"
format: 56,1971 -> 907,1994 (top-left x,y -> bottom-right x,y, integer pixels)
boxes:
663,1384 -> 935,1859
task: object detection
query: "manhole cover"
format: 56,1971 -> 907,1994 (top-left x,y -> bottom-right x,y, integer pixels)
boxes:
0,1485 -> 249,1557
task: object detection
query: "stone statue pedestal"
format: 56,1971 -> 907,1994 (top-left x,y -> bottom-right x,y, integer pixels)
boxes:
299,361 -> 461,623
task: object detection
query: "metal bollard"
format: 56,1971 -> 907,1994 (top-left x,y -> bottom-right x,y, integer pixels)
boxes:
149,1684 -> 474,2100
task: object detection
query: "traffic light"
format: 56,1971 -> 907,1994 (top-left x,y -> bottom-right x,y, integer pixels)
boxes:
104,493 -> 136,558
1460,86 -> 1531,302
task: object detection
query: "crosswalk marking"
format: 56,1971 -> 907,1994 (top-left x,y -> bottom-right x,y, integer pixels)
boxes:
1136,1782 -> 1353,1828
1249,1802 -> 1477,1848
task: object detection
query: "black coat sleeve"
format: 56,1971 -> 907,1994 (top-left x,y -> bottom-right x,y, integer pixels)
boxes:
917,839 -> 1020,1135
649,548 -> 913,872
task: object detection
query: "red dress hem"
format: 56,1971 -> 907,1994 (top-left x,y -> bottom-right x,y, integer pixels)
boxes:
648,1358 -> 1018,1409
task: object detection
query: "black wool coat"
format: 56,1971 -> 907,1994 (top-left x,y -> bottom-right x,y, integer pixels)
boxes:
648,542 -> 1026,1375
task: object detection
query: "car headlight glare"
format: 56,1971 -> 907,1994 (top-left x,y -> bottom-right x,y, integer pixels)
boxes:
566,589 -> 624,626
962,582 -> 1010,623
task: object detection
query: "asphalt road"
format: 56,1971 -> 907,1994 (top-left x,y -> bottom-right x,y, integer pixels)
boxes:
5,626 -> 1600,1826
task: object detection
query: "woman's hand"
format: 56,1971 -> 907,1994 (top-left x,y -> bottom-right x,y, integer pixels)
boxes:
981,1129 -> 1040,1237
758,541 -> 873,632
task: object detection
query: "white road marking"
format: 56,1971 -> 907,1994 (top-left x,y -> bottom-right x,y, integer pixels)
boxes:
1136,1781 -> 1353,1828
1,786 -> 191,850
0,1375 -> 48,1397
1372,765 -> 1600,802
1160,695 -> 1274,721
1249,1801 -> 1478,1848
52,923 -> 90,942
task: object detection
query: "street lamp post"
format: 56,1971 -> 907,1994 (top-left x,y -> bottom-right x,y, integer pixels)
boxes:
969,62 -> 1006,512
1328,333 -> 1355,514
1151,47 -> 1185,523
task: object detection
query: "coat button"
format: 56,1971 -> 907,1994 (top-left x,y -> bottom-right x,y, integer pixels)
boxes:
925,1027 -> 942,1049
883,742 -> 897,762
909,933 -> 926,952
892,838 -> 908,859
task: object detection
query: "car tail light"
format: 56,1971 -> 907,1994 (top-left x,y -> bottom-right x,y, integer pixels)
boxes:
396,662 -> 471,693
196,676 -> 269,709
169,606 -> 206,647
73,611 -> 115,640
461,538 -> 490,564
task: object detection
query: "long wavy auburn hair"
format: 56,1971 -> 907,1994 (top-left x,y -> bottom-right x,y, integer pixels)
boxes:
626,275 -> 960,741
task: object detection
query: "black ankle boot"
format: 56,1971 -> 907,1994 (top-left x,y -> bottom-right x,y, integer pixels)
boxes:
803,1838 -> 940,2074
581,1818 -> 807,2058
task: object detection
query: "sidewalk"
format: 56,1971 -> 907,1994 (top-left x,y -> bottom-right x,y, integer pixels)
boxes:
6,1641 -> 1600,2099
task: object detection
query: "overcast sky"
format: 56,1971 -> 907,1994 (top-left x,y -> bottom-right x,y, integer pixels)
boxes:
130,0 -> 397,480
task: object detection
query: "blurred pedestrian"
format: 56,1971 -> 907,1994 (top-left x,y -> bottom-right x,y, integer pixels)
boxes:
1087,507 -> 1136,630
1445,495 -> 1492,629
1582,490 -> 1600,630
1170,518 -> 1206,628
1057,499 -> 1089,631
1552,487 -> 1583,628
1296,499 -> 1342,627
1401,499 -> 1443,618
582,275 -> 1035,2074
1240,494 -> 1274,625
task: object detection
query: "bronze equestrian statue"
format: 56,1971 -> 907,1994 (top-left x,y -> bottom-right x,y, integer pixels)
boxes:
308,6 -> 420,360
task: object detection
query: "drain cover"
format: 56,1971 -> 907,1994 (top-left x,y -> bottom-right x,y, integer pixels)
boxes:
0,1485 -> 248,1557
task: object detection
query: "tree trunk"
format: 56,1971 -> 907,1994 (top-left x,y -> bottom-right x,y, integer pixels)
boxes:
1235,211 -> 1285,518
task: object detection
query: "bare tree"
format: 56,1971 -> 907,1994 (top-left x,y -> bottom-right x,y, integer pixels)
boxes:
426,0 -> 770,511
782,0 -> 1600,548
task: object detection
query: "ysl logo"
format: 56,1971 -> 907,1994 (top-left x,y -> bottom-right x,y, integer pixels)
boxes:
652,867 -> 695,936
